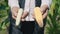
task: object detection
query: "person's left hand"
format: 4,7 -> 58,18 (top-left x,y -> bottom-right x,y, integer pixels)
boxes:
21,11 -> 29,21
42,9 -> 48,19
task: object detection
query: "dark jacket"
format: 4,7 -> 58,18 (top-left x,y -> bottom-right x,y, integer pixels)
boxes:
18,0 -> 41,9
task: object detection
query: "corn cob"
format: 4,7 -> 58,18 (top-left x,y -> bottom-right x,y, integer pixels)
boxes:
15,8 -> 23,26
34,7 -> 43,27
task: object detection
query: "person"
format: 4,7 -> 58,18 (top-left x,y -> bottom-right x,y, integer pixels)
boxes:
8,0 -> 52,34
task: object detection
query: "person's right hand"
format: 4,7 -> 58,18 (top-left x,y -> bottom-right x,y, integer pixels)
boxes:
11,7 -> 19,19
11,7 -> 29,21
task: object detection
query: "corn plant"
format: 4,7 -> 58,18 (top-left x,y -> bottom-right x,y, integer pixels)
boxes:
46,0 -> 60,34
0,0 -> 9,30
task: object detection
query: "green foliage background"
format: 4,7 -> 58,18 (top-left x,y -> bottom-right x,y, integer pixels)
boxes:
0,0 -> 60,34
0,0 -> 9,30
45,0 -> 60,34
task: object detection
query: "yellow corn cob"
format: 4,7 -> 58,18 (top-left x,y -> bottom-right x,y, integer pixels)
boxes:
34,7 -> 43,27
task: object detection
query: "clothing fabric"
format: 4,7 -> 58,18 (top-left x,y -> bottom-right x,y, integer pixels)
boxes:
8,0 -> 52,21
8,10 -> 46,34
8,0 -> 52,9
8,0 -> 52,34
9,11 -> 46,34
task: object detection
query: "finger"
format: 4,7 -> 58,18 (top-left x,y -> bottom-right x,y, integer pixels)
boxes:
22,12 -> 29,19
11,9 -> 18,17
12,11 -> 18,17
21,19 -> 25,21
11,7 -> 19,13
43,10 -> 48,19
14,12 -> 18,17
12,15 -> 16,20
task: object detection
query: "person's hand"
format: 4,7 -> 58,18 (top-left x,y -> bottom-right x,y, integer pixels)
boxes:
11,7 -> 19,19
32,9 -> 48,19
42,9 -> 48,19
21,11 -> 29,21
40,5 -> 48,19
33,5 -> 48,19
11,7 -> 29,21
21,12 -> 29,19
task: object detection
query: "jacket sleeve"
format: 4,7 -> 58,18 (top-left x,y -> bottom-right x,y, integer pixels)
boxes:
24,0 -> 31,12
8,0 -> 20,9
41,0 -> 52,8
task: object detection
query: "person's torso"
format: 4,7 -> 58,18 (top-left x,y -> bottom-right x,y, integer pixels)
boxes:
18,0 -> 41,21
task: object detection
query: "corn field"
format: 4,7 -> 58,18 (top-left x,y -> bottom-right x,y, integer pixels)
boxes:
0,0 -> 60,34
